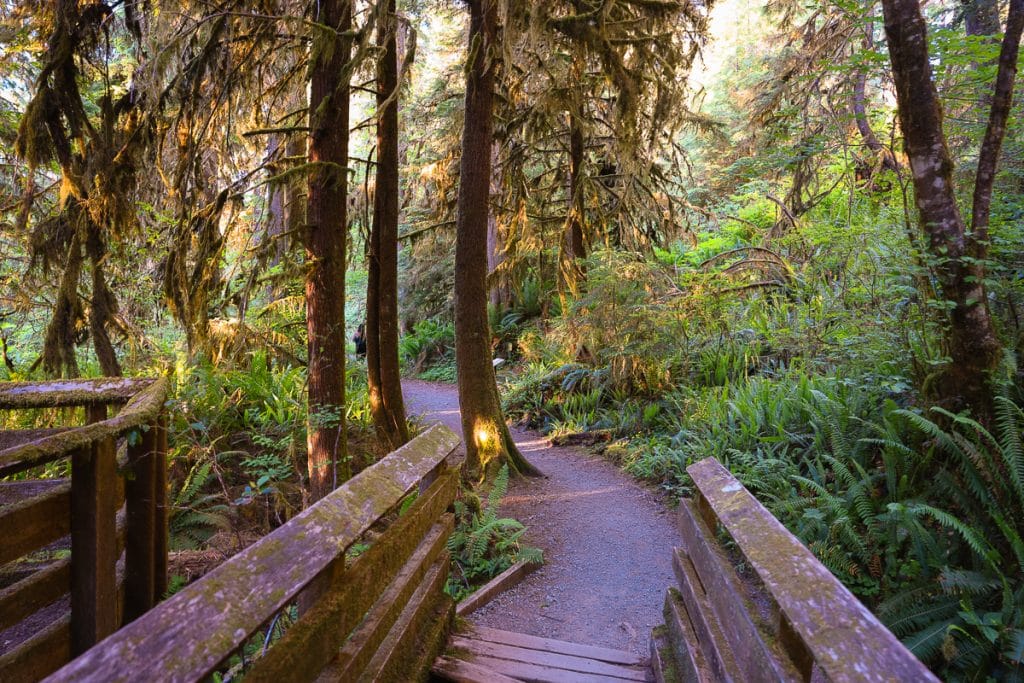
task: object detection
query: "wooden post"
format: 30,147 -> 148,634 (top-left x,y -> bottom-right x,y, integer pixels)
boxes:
125,420 -> 158,622
153,412 -> 168,600
70,404 -> 118,654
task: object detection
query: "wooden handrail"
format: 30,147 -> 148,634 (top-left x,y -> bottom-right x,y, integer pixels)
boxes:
46,423 -> 461,683
686,457 -> 939,683
0,377 -> 155,409
0,377 -> 168,477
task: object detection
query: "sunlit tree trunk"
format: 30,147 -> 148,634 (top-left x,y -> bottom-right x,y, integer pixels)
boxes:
455,0 -> 540,481
559,111 -> 586,304
305,0 -> 352,500
881,0 -> 1023,416
367,0 -> 409,451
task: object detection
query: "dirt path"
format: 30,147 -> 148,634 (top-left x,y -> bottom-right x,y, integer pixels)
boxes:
403,379 -> 678,655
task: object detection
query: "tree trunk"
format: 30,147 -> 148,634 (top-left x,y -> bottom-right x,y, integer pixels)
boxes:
305,0 -> 352,501
881,0 -> 1016,416
367,0 -> 410,451
963,0 -> 1000,36
455,0 -> 540,481
559,112 -> 587,303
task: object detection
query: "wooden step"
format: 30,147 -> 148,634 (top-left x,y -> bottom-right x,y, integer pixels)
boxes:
434,626 -> 652,683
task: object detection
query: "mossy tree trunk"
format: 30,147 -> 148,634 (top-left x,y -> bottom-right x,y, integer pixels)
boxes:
881,0 -> 1024,417
305,0 -> 352,501
455,0 -> 541,482
367,0 -> 410,452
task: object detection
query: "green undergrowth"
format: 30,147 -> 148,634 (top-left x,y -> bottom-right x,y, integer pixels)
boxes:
446,465 -> 543,602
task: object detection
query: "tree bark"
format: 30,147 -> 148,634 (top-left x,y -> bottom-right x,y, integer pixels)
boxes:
962,0 -> 1000,36
881,0 -> 1012,416
559,111 -> 587,302
455,0 -> 540,481
367,0 -> 410,451
305,0 -> 352,501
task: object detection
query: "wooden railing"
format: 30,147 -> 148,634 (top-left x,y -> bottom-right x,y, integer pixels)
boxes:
47,423 -> 462,683
0,377 -> 169,682
652,457 -> 939,683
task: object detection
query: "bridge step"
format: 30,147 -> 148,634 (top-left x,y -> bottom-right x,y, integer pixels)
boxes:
433,625 -> 652,682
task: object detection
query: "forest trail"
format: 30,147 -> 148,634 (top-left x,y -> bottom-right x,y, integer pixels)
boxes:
403,379 -> 678,655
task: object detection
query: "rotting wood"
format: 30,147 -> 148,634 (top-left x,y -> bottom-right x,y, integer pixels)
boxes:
432,655 -> 522,683
0,377 -> 152,409
461,626 -> 648,667
686,457 -> 940,683
456,558 -> 541,617
676,498 -> 795,682
0,378 -> 168,475
0,481 -> 71,567
0,556 -> 70,631
449,636 -> 650,681
245,469 -> 458,683
45,423 -> 460,683
0,613 -> 70,683
321,516 -> 454,681
352,555 -> 451,682
670,547 -> 741,681
70,436 -> 119,654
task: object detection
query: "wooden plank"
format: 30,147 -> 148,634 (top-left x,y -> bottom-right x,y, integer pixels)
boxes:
0,377 -> 151,409
245,470 -> 458,683
70,431 -> 119,655
456,558 -> 541,616
687,457 -> 940,683
0,614 -> 71,683
45,423 -> 460,683
0,378 -> 168,475
463,626 -> 648,667
450,637 -> 650,681
0,557 -> 70,631
460,653 -> 648,683
648,627 -> 680,683
677,499 -> 795,682
670,548 -> 742,681
351,554 -> 451,682
323,516 -> 453,680
0,482 -> 71,567
153,413 -> 168,599
433,655 -> 523,683
663,589 -> 717,683
0,429 -> 71,454
124,420 -> 158,622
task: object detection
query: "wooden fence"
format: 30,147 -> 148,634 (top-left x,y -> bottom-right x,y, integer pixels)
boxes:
653,456 -> 939,683
46,423 -> 461,683
0,377 -> 169,682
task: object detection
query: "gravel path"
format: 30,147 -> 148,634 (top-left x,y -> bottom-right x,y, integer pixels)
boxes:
403,379 -> 679,655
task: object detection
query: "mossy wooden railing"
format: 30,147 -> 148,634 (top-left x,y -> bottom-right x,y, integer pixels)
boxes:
47,422 -> 462,683
653,457 -> 939,683
0,377 -> 169,682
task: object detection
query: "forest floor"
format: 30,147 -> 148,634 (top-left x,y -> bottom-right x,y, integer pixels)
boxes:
403,379 -> 678,655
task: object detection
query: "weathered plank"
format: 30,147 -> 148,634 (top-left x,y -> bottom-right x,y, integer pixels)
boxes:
670,548 -> 742,681
0,377 -> 152,409
352,554 -> 452,682
456,558 -> 541,616
0,429 -> 71,455
677,499 -> 795,682
687,457 -> 940,683
153,413 -> 169,599
0,557 -> 70,631
457,653 -> 648,683
245,469 -> 458,683
450,637 -> 650,681
662,589 -> 714,683
432,655 -> 522,683
0,613 -> 70,683
322,516 -> 454,681
70,436 -> 119,654
45,423 -> 460,683
0,482 -> 71,567
0,378 -> 168,474
124,420 -> 158,622
648,627 -> 680,683
462,626 -> 648,667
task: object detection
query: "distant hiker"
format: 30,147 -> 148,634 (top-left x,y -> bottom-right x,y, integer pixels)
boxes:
353,323 -> 367,358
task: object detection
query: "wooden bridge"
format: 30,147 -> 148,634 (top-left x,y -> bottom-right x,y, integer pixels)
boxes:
1,378 -> 938,682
